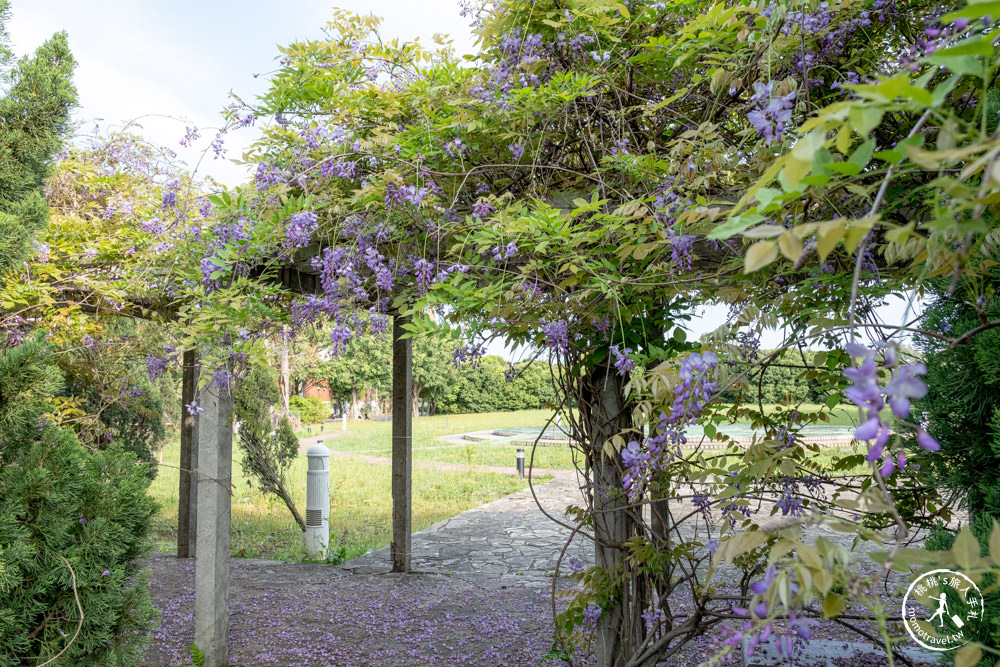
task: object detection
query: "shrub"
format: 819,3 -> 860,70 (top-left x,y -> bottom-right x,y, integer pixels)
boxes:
289,395 -> 327,424
0,337 -> 156,665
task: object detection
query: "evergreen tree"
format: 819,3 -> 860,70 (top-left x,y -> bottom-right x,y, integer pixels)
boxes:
0,0 -> 76,277
233,365 -> 304,530
0,336 -> 156,665
915,279 -> 1000,522
916,277 -> 1000,665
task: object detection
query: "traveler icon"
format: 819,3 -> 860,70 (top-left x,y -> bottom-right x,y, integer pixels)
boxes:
927,593 -> 949,627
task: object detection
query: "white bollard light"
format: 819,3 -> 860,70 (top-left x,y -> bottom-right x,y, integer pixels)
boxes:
342,413 -> 347,431
305,442 -> 330,559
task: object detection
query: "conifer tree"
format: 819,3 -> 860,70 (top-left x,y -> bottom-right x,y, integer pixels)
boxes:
0,337 -> 156,665
0,0 -> 76,278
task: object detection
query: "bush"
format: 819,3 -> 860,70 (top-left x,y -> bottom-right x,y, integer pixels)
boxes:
0,337 -> 156,665
290,395 -> 327,424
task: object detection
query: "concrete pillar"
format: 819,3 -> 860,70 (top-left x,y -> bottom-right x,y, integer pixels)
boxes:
194,381 -> 232,666
391,311 -> 413,572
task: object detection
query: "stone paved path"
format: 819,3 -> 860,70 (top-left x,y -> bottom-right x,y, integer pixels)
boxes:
344,471 -> 593,582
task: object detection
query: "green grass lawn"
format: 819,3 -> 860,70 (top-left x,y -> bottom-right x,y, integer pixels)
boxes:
149,405 -> 861,563
303,409 -> 580,470
298,405 -> 859,472
149,431 -> 532,562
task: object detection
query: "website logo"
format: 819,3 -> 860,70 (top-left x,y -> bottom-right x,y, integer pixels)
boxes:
902,569 -> 984,651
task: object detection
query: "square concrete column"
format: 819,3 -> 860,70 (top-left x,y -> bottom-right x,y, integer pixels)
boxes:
194,382 -> 232,666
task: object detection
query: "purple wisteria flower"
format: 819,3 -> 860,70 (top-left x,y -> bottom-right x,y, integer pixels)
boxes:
472,201 -> 493,219
286,210 -> 319,249
541,320 -> 571,355
582,603 -> 601,633
845,341 -> 939,475
611,345 -> 635,376
161,178 -> 181,210
509,143 -> 525,161
747,81 -> 796,144
452,344 -> 485,368
622,352 -> 719,497
179,126 -> 200,148
145,355 -> 168,381
185,401 -> 203,416
692,493 -> 712,521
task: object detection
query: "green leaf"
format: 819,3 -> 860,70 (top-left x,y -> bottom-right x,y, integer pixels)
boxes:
708,212 -> 765,240
784,157 -> 811,188
943,1 -> 1000,24
817,220 -> 846,261
934,37 -> 995,57
924,54 -> 983,78
826,162 -> 861,175
848,106 -> 884,137
744,240 -> 778,273
704,423 -> 717,439
953,527 -> 980,570
848,139 -> 876,170
791,131 -> 826,161
849,74 -> 933,105
755,187 -> 781,210
954,644 -> 983,667
822,593 -> 847,618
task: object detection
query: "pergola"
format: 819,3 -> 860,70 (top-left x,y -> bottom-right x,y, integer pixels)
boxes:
175,262 -> 415,665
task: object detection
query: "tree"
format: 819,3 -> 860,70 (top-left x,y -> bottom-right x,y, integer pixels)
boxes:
289,395 -> 327,424
0,337 -> 156,665
916,280 -> 1000,523
0,0 -> 76,276
199,0 -> 1000,663
303,332 -> 391,419
411,333 -> 459,415
233,364 -> 304,530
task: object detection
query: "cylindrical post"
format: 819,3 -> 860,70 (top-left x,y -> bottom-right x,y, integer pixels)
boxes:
305,443 -> 330,559
342,413 -> 347,431
516,448 -> 525,478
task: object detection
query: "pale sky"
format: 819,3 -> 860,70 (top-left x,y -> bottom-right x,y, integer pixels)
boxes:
9,0 -> 476,186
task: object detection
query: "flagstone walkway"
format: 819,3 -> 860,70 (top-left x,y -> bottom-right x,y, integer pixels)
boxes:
343,471 -> 592,582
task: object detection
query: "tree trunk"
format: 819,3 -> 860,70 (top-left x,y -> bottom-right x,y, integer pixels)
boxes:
412,381 -> 422,417
391,310 -> 413,572
584,364 -> 637,666
277,479 -> 306,532
277,331 -> 291,417
178,349 -> 198,559
350,388 -> 361,420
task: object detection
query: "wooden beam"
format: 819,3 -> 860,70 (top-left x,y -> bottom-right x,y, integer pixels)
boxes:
178,349 -> 198,558
391,311 -> 413,572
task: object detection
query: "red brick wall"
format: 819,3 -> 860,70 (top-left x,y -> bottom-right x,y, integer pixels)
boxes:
303,381 -> 331,402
